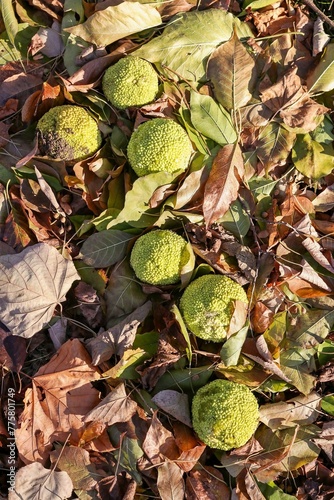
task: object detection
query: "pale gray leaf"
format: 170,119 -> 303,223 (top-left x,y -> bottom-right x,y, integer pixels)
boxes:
152,390 -> 192,427
8,462 -> 73,500
0,243 -> 79,337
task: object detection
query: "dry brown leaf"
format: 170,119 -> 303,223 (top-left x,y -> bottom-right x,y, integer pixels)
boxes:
227,300 -> 248,337
0,122 -> 10,148
30,21 -> 64,58
207,30 -> 257,110
139,337 -> 182,390
172,422 -> 206,472
236,469 -> 266,500
86,301 -> 152,365
84,382 -> 138,426
0,98 -> 18,119
260,66 -> 304,114
21,82 -> 64,123
203,143 -> 244,227
0,72 -> 43,108
142,412 -> 179,466
186,466 -> 231,500
157,461 -> 185,500
251,302 -> 274,334
259,392 -> 322,430
63,41 -> 137,90
8,462 -> 73,500
158,0 -> 192,19
15,339 -> 102,464
280,96 -> 329,132
50,446 -> 99,491
97,475 -> 137,500
302,237 -> 334,274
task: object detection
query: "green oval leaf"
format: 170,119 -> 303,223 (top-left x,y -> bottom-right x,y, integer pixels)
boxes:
65,2 -> 162,47
80,229 -> 133,268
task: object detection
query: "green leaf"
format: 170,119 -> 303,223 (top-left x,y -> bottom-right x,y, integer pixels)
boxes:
220,324 -> 249,366
134,9 -> 253,82
321,395 -> 334,416
0,34 -> 21,63
243,0 -> 276,9
207,30 -> 257,110
317,340 -> 334,366
307,42 -> 334,93
108,427 -> 144,484
105,259 -> 147,326
189,91 -> 237,145
292,132 -> 334,179
280,349 -> 316,395
65,2 -> 162,47
257,481 -> 298,499
256,122 -> 296,170
152,366 -> 213,395
170,304 -> 192,364
80,229 -> 133,268
254,425 -> 321,479
219,199 -> 250,240
0,0 -> 19,45
286,309 -> 334,349
74,261 -> 107,295
106,171 -> 182,230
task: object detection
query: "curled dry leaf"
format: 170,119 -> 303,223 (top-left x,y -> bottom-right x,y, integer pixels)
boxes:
86,301 -> 152,365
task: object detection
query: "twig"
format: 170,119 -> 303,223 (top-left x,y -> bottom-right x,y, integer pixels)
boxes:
300,0 -> 334,30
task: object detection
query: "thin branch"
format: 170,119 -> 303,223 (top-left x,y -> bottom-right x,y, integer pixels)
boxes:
301,0 -> 334,30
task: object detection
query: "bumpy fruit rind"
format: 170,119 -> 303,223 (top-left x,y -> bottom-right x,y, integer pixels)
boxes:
102,57 -> 159,110
130,229 -> 188,286
37,105 -> 102,162
179,274 -> 248,342
127,118 -> 192,177
192,379 -> 259,450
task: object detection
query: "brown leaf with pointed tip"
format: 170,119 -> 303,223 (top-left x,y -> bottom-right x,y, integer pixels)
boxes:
203,143 -> 244,227
15,339 -> 102,465
260,66 -> 304,114
142,412 -> 179,466
251,302 -> 274,334
152,390 -> 192,427
173,422 -> 206,472
86,301 -> 152,365
157,462 -> 185,500
227,300 -> 248,337
84,383 -> 138,426
207,30 -> 257,110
